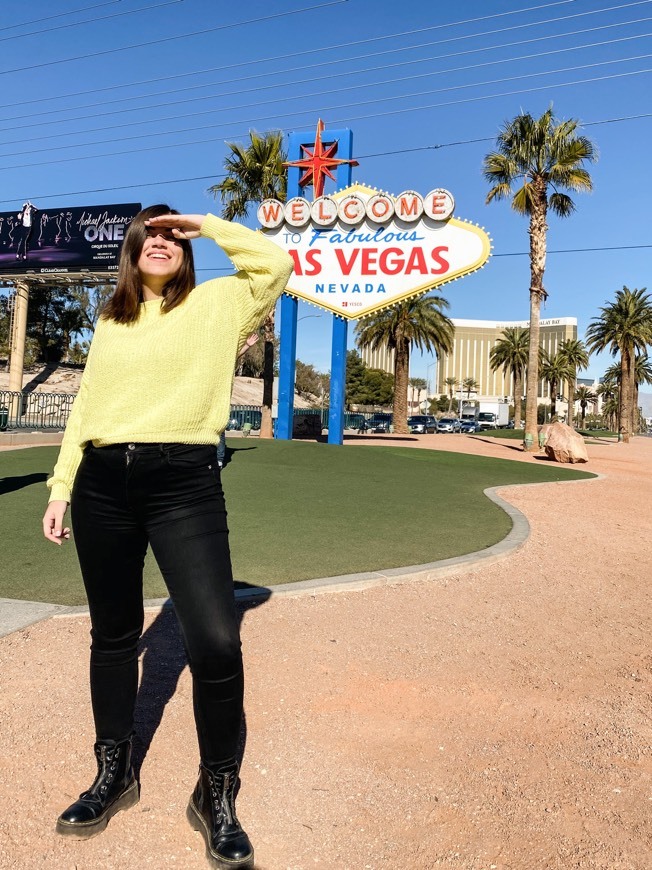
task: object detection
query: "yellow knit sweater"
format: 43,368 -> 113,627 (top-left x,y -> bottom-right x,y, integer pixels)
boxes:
47,214 -> 293,503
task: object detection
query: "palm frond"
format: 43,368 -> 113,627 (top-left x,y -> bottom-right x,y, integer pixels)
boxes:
548,192 -> 575,218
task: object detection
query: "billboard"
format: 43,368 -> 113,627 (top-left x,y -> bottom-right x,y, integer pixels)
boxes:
258,183 -> 491,320
0,202 -> 141,275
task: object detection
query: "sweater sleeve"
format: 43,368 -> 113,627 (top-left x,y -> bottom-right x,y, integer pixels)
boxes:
199,214 -> 294,343
46,322 -> 100,503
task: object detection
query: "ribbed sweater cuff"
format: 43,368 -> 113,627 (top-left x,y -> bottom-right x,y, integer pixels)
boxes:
48,483 -> 71,503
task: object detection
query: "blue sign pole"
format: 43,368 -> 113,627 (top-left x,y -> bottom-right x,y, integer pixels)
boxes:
275,134 -> 303,440
327,129 -> 354,445
276,125 -> 355,443
277,294 -> 298,439
328,316 -> 347,443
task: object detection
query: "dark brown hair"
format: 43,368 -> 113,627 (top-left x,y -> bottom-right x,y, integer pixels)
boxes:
101,204 -> 196,324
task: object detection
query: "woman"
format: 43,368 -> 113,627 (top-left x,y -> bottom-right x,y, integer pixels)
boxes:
42,206 -> 293,869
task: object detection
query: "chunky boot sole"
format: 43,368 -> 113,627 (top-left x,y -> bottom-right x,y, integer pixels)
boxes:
55,779 -> 140,840
186,799 -> 254,869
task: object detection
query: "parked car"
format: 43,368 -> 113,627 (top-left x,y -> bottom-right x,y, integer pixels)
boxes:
360,413 -> 393,433
437,417 -> 462,433
460,420 -> 482,433
408,415 -> 438,434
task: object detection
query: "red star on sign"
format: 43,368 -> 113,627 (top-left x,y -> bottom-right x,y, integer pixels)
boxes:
283,119 -> 359,200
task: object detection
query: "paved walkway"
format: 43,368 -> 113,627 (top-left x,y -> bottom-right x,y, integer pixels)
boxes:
1,435 -> 651,869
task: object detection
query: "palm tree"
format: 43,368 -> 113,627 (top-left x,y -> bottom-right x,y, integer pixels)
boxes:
558,338 -> 589,428
596,378 -> 618,431
602,395 -> 619,431
483,107 -> 596,450
356,295 -> 454,434
409,376 -> 427,412
607,353 -> 652,433
539,348 -> 572,421
489,326 -> 529,429
633,353 -> 652,433
59,305 -> 85,363
574,385 -> 597,429
586,287 -> 652,442
444,376 -> 459,413
462,376 -> 478,400
209,130 -> 287,438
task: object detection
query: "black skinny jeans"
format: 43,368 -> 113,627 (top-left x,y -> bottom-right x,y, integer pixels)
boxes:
70,442 -> 243,766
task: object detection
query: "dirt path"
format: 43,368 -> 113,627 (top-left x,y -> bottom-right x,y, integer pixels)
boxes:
1,437 -> 652,869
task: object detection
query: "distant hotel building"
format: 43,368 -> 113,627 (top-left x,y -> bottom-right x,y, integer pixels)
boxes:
360,317 -> 579,403
437,317 -> 577,401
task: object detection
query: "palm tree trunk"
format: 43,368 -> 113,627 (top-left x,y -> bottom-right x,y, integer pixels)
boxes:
259,311 -> 275,439
550,381 -> 557,419
620,347 -> 632,442
525,191 -> 547,451
513,368 -> 523,429
567,374 -> 575,427
393,338 -> 409,435
632,381 -> 639,434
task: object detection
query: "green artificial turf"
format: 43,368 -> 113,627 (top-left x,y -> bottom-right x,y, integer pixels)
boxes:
1,441 -> 595,606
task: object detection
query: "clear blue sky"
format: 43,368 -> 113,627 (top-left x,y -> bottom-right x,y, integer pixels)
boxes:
1,0 -> 650,382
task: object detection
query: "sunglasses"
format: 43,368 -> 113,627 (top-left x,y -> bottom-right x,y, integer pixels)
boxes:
144,226 -> 182,242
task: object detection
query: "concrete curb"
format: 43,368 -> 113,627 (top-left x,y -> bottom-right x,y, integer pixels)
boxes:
0,598 -> 70,637
2,472 -> 602,636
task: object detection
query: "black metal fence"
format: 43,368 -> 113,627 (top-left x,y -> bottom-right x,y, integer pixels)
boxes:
0,390 -> 75,430
0,391 -> 393,433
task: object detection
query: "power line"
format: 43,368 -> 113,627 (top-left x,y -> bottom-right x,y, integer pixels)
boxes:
0,0 -> 121,34
0,0 -> 349,78
0,0 -> 186,45
2,66 -> 651,174
0,175 -> 222,205
493,244 -> 652,257
0,110 -> 650,207
0,0 -> 630,107
331,65 -> 652,130
2,51 -> 650,159
5,24 -> 651,133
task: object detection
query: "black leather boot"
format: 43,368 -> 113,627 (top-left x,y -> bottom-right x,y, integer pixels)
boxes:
56,738 -> 139,839
186,761 -> 254,869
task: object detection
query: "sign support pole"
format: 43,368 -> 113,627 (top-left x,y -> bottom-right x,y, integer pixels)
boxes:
277,294 -> 298,439
8,280 -> 29,424
327,131 -> 354,445
328,316 -> 347,444
8,280 -> 29,390
276,134 -> 302,440
276,125 -> 355,441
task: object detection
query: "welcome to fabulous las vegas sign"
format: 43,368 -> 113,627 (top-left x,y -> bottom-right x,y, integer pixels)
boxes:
258,183 -> 492,320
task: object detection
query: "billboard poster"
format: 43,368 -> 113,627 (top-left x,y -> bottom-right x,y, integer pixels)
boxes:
258,183 -> 491,320
0,202 -> 141,275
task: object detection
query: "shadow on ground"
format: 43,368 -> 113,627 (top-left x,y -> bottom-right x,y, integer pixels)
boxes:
0,472 -> 48,495
132,584 -> 272,779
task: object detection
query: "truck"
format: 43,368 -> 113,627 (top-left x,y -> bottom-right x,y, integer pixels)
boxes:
460,401 -> 479,423
477,401 -> 509,430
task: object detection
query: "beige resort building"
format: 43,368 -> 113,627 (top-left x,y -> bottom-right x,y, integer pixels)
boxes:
437,317 -> 577,402
361,317 -> 601,419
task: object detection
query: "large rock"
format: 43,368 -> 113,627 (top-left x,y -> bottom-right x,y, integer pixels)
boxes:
542,421 -> 588,464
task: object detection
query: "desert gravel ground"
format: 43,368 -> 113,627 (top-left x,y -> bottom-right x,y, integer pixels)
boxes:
1,435 -> 652,870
